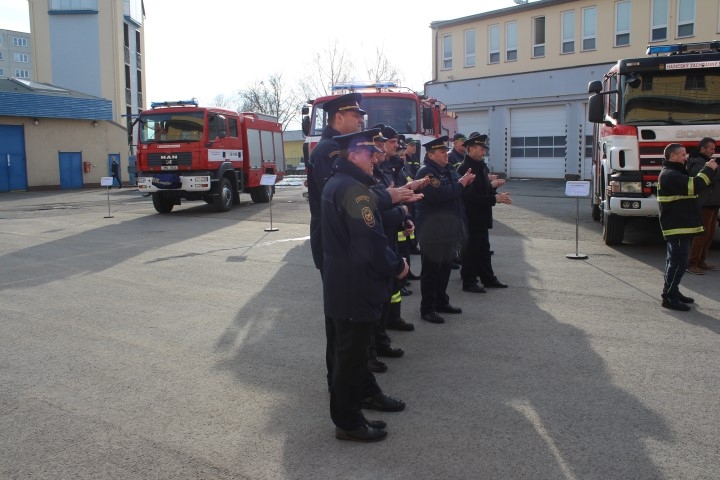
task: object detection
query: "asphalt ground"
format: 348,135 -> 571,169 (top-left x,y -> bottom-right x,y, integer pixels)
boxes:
1,181 -> 719,479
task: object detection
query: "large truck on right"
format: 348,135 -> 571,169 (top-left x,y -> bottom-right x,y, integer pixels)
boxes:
588,41 -> 720,245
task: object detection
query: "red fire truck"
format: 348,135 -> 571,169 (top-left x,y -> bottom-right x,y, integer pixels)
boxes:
133,99 -> 285,213
588,42 -> 720,244
300,82 -> 458,160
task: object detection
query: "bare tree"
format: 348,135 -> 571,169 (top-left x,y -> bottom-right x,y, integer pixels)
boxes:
238,73 -> 299,131
298,40 -> 355,101
210,92 -> 240,110
364,46 -> 402,85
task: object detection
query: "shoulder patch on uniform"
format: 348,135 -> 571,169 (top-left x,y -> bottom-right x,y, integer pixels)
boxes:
355,195 -> 371,204
329,150 -> 339,159
430,176 -> 441,187
361,207 -> 376,228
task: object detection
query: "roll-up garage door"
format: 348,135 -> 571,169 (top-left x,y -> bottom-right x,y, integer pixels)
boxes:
457,110 -> 489,137
509,106 -> 566,179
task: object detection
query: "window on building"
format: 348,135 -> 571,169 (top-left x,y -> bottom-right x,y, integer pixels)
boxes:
561,11 -> 575,54
0,69 -> 5,77
511,136 -> 567,158
677,0 -> 695,37
14,53 -> 29,63
615,1 -> 631,46
583,7 -> 597,51
506,21 -> 518,61
49,0 -> 98,11
651,0 -> 669,41
489,24 -> 500,64
532,16 -> 545,58
585,135 -> 594,158
15,69 -> 30,79
442,34 -> 452,69
0,52 -> 3,61
13,37 -> 28,48
465,29 -> 476,67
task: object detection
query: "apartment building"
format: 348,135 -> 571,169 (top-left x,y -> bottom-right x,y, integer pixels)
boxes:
0,29 -> 34,81
0,0 -> 145,191
426,0 -> 719,179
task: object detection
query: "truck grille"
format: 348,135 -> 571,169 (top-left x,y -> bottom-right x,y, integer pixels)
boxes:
147,152 -> 193,168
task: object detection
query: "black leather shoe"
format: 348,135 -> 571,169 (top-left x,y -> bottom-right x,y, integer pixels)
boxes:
335,425 -> 388,442
677,292 -> 695,304
662,299 -> 691,311
436,304 -> 462,314
463,283 -> 486,293
365,418 -> 387,430
368,358 -> 388,373
400,286 -> 412,296
377,346 -> 404,358
361,393 -> 406,412
403,279 -> 412,287
451,263 -> 460,270
421,311 -> 445,324
407,272 -> 420,280
484,280 -> 508,288
489,250 -> 494,255
386,319 -> 415,331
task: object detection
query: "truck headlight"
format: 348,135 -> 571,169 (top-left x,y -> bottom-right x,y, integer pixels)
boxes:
611,181 -> 642,193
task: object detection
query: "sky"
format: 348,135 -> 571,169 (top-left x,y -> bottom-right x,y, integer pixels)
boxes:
1,0 -> 524,107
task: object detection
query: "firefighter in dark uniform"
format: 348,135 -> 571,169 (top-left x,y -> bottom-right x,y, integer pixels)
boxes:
405,138 -> 421,178
448,133 -> 467,169
457,134 -> 512,292
322,129 -> 409,442
414,136 -> 476,324
657,143 -> 717,311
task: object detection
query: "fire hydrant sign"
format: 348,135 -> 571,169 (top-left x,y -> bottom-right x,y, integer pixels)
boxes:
260,174 -> 277,186
565,181 -> 590,197
100,177 -> 114,187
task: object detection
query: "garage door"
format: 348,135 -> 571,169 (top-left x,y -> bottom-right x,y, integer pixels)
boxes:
457,110 -> 489,137
509,106 -> 566,179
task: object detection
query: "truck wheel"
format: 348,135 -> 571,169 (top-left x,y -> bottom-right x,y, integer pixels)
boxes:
250,185 -> 272,203
213,177 -> 233,212
602,210 -> 625,245
152,192 -> 174,214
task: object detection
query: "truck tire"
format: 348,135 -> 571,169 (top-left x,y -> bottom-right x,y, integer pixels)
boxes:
250,185 -> 272,203
152,192 -> 174,214
602,210 -> 625,245
213,177 -> 233,212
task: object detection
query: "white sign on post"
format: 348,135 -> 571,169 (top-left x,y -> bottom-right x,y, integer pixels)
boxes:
260,174 -> 277,186
100,176 -> 114,187
565,181 -> 590,197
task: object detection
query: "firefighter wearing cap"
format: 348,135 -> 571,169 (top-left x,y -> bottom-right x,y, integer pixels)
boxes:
322,128 -> 408,443
457,134 -> 512,292
448,133 -> 467,169
414,136 -> 476,324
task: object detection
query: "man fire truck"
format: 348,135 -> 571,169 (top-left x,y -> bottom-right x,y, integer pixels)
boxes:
588,42 -> 720,245
132,99 -> 284,213
300,82 -> 458,161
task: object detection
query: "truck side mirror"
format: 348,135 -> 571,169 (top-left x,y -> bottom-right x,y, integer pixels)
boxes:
301,106 -> 309,115
422,107 -> 434,132
301,116 -> 310,136
588,93 -> 605,123
588,80 -> 603,94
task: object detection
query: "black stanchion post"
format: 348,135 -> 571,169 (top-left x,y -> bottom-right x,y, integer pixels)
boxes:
101,176 -> 114,219
565,180 -> 588,260
261,173 -> 278,232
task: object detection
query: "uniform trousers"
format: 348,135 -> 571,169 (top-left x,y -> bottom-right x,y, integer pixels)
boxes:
460,228 -> 496,286
329,318 -> 381,430
419,242 -> 454,314
663,236 -> 693,301
688,207 -> 719,267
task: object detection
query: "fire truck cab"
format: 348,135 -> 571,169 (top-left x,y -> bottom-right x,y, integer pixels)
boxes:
133,99 -> 284,213
588,42 -> 720,244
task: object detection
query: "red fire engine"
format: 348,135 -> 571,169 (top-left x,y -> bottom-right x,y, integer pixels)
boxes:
300,82 -> 458,160
588,42 -> 720,244
133,99 -> 285,213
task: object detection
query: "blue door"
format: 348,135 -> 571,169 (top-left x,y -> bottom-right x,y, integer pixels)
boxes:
108,153 -> 121,187
0,125 -> 29,192
59,152 -> 83,189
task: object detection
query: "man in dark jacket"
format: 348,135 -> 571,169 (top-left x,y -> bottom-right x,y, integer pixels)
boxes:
657,143 -> 716,311
686,137 -> 720,274
414,136 -> 476,324
457,134 -> 512,292
448,133 -> 466,169
322,129 -> 409,442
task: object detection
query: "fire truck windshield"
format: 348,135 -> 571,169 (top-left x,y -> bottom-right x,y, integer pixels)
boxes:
622,70 -> 720,125
311,96 -> 418,135
139,112 -> 204,143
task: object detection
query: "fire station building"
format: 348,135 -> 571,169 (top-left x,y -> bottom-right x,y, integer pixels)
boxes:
426,0 -> 718,179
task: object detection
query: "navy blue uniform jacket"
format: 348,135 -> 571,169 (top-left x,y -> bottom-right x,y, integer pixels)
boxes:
458,156 -> 496,231
414,158 -> 466,245
321,159 -> 405,322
